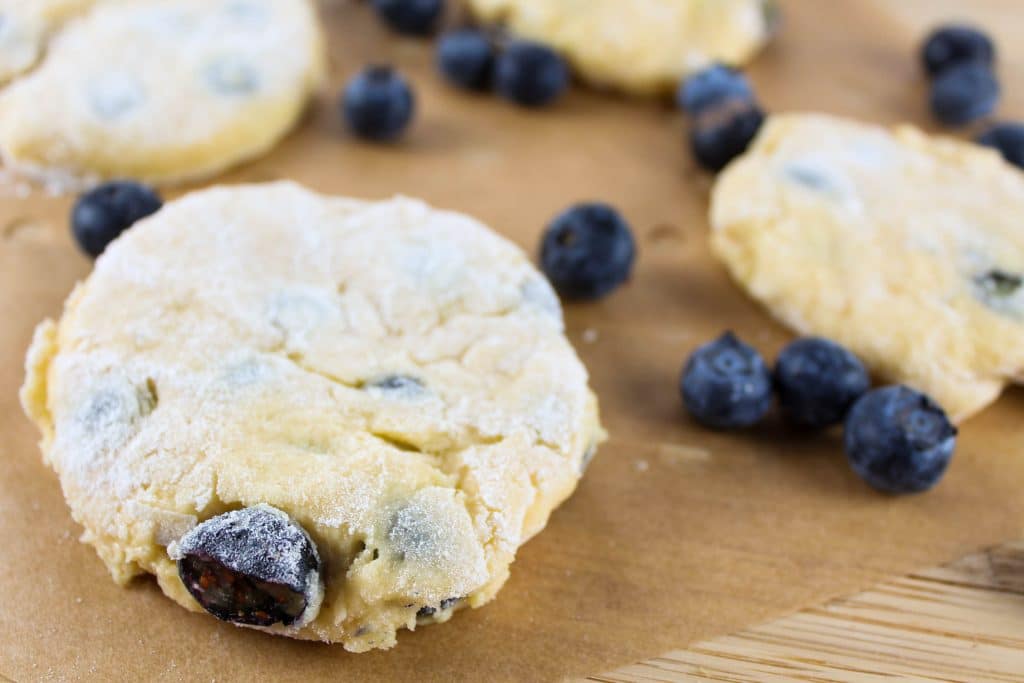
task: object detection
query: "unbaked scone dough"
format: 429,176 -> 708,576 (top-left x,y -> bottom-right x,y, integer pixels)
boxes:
0,0 -> 324,186
710,112 -> 1024,422
21,182 -> 604,650
467,0 -> 776,95
0,0 -> 93,84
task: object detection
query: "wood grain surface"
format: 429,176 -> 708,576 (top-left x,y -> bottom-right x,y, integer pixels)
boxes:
590,541 -> 1024,682
1,1 -> 1023,681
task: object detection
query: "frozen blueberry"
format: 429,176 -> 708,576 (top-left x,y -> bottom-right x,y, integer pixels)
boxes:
921,25 -> 995,78
929,62 -> 999,127
171,505 -> 323,627
495,40 -> 569,108
539,203 -> 636,300
342,65 -> 415,141
371,0 -> 443,36
71,181 -> 162,258
437,28 -> 495,91
690,102 -> 765,172
844,386 -> 957,494
676,64 -> 754,115
977,122 -> 1024,169
774,337 -> 870,429
680,332 -> 773,430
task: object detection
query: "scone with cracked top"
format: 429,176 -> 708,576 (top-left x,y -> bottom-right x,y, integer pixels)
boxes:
0,0 -> 324,186
21,182 -> 605,650
711,112 -> 1024,422
466,0 -> 776,95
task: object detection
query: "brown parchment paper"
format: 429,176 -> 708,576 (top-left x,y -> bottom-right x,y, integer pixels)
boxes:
3,1 -> 1024,681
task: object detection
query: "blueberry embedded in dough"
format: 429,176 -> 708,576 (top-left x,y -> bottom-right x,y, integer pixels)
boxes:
169,504 -> 323,627
783,163 -> 832,192
87,71 -> 146,121
416,596 -> 462,619
204,56 -> 262,96
973,269 -> 1024,316
365,375 -> 426,399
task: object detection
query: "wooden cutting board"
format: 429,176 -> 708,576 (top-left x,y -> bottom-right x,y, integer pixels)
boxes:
1,1 -> 1023,681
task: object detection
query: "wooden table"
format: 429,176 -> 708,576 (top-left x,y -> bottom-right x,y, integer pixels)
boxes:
1,1 -> 1023,681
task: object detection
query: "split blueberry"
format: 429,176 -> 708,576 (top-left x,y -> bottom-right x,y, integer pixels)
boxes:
171,505 -> 323,627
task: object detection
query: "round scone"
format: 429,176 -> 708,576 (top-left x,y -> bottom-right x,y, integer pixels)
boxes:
20,182 -> 605,650
0,0 -> 93,84
466,0 -> 776,95
0,0 -> 324,186
710,112 -> 1024,423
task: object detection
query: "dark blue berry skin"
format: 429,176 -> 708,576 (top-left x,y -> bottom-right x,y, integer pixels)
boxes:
690,103 -> 764,172
774,337 -> 870,429
540,203 -> 635,300
71,181 -> 162,258
921,25 -> 995,78
929,62 -> 999,127
495,41 -> 569,108
844,386 -> 957,494
371,0 -> 443,36
676,64 -> 754,116
680,332 -> 773,430
977,122 -> 1024,169
437,28 -> 494,91
342,66 -> 415,141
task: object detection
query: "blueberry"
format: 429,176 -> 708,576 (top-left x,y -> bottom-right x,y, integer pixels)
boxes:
929,62 -> 999,127
71,181 -> 162,258
844,386 -> 957,494
416,596 -> 461,618
977,122 -> 1024,169
171,505 -> 323,627
342,65 -> 415,141
676,64 -> 754,115
437,28 -> 494,91
680,332 -> 773,430
921,25 -> 995,78
539,203 -> 636,300
495,40 -> 569,108
690,102 -> 765,172
774,337 -> 870,429
371,0 -> 443,36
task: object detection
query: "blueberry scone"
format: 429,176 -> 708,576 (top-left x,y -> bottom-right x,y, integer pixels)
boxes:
0,0 -> 324,186
710,113 -> 1024,422
466,0 -> 776,95
20,182 -> 604,650
0,0 -> 93,84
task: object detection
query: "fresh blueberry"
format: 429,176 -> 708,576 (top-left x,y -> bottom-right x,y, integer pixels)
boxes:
929,62 -> 999,127
774,337 -> 870,429
977,122 -> 1024,169
844,385 -> 957,494
680,332 -> 773,430
71,181 -> 162,258
676,64 -> 754,116
539,203 -> 636,300
171,505 -> 323,627
437,28 -> 495,91
495,40 -> 569,108
690,102 -> 765,172
371,0 -> 443,36
921,25 -> 995,78
342,65 -> 415,141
